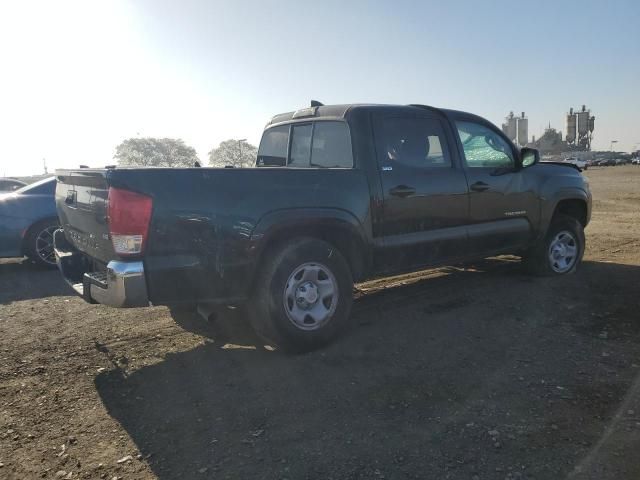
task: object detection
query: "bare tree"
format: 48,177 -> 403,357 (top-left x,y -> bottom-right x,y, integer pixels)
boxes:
208,139 -> 257,168
115,138 -> 199,167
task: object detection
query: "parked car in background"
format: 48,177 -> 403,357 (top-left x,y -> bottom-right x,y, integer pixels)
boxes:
563,157 -> 587,170
632,158 -> 640,165
0,177 -> 58,267
0,178 -> 27,193
54,103 -> 591,352
595,159 -> 615,166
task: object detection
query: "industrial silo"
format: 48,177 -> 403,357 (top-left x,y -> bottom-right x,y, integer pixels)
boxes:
502,111 -> 517,142
565,108 -> 577,144
516,112 -> 528,146
576,105 -> 590,138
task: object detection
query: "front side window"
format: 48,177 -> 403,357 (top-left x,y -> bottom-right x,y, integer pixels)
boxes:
379,117 -> 452,169
455,121 -> 514,168
257,125 -> 289,166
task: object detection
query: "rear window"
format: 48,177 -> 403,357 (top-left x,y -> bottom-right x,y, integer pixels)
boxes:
15,177 -> 56,195
257,125 -> 289,166
289,124 -> 312,167
257,121 -> 353,168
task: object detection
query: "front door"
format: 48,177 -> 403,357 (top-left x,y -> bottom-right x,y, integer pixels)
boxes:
453,119 -> 536,255
373,114 -> 469,273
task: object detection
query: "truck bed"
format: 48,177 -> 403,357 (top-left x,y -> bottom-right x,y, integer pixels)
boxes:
55,166 -> 372,305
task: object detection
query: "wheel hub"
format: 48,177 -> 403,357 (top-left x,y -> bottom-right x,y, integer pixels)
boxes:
552,243 -> 567,258
283,262 -> 339,331
35,225 -> 58,265
548,230 -> 578,273
296,281 -> 319,308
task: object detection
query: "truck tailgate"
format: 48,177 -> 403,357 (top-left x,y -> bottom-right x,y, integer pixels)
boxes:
55,170 -> 115,264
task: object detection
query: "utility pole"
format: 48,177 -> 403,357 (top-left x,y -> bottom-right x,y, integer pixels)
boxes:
43,158 -> 48,175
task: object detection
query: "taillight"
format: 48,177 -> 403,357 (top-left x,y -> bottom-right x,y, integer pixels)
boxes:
107,187 -> 153,256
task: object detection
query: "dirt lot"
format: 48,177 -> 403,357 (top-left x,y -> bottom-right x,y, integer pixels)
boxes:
1,166 -> 640,480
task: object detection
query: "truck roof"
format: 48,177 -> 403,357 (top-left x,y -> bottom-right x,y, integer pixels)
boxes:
267,103 -> 488,129
269,104 -> 363,125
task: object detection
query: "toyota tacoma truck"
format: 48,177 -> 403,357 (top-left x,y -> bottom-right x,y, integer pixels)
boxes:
54,103 -> 591,352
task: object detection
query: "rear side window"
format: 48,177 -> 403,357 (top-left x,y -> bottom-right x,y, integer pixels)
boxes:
377,117 -> 452,169
257,125 -> 289,166
311,122 -> 353,168
257,121 -> 353,168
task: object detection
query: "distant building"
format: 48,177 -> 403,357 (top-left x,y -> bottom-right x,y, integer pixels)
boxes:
565,105 -> 595,151
502,111 -> 528,146
507,105 -> 595,154
527,124 -> 567,155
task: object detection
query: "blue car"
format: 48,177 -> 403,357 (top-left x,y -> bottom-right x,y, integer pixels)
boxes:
0,177 -> 58,267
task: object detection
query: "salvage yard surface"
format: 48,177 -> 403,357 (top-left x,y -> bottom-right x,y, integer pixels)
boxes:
1,166 -> 640,480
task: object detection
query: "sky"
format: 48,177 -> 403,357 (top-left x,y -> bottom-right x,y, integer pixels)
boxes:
0,0 -> 639,176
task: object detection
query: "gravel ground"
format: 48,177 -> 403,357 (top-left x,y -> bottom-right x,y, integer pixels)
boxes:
1,166 -> 640,480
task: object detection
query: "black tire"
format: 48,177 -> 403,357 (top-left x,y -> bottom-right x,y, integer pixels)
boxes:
249,237 -> 354,353
523,214 -> 585,276
25,218 -> 59,268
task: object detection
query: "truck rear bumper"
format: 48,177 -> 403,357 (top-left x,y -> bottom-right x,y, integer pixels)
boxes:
54,229 -> 149,308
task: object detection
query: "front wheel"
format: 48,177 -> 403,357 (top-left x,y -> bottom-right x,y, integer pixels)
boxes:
249,238 -> 354,353
523,214 -> 585,276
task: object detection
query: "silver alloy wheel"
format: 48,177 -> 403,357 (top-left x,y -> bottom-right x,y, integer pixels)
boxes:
35,225 -> 58,265
548,230 -> 578,273
283,262 -> 339,331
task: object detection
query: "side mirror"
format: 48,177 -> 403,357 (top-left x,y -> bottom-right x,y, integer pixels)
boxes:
520,147 -> 539,169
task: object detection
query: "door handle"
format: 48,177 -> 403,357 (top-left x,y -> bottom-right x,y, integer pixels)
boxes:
470,181 -> 489,192
389,185 -> 416,198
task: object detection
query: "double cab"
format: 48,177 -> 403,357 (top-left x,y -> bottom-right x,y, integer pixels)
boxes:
54,103 -> 591,352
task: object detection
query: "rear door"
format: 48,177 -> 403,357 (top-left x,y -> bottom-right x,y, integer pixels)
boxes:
453,118 -> 535,254
373,113 -> 469,272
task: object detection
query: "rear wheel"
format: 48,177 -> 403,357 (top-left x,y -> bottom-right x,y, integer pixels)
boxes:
523,214 -> 585,276
249,238 -> 354,353
25,218 -> 59,268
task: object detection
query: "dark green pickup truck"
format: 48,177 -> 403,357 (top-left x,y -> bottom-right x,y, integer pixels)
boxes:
54,103 -> 591,352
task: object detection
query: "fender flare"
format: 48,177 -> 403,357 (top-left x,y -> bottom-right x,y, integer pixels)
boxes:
538,188 -> 590,240
250,207 -> 371,280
